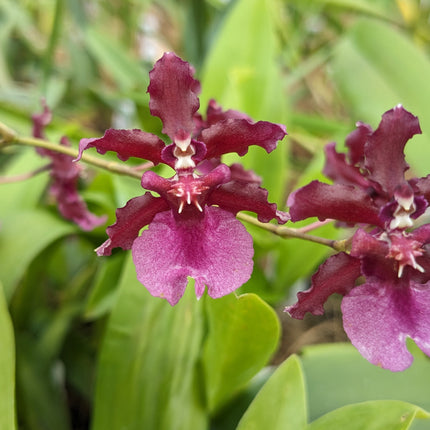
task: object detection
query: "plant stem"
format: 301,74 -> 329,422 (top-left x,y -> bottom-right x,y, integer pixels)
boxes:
0,163 -> 52,184
0,122 -> 142,180
237,213 -> 348,252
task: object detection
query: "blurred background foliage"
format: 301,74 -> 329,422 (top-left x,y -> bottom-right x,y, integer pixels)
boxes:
1,0 -> 430,429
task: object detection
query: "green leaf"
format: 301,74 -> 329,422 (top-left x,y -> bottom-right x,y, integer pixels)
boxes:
0,149 -> 49,217
330,18 -> 430,175
203,293 -> 280,413
83,253 -> 126,320
302,343 -> 430,430
236,355 -> 307,430
0,283 -> 16,430
84,27 -> 148,92
91,254 -> 207,430
0,210 -> 76,300
200,0 -> 289,206
16,335 -> 72,430
307,401 -> 429,430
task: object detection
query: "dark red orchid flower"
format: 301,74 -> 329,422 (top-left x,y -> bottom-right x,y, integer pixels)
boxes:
76,52 -> 288,305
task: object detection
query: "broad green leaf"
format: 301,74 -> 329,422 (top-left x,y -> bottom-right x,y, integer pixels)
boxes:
200,0 -> 289,206
0,210 -> 76,300
203,293 -> 280,413
236,355 -> 307,430
307,401 -> 429,430
302,343 -> 430,430
0,283 -> 16,430
91,254 -> 207,430
330,18 -> 430,175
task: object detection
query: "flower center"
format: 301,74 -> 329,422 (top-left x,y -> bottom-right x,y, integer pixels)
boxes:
167,176 -> 209,214
382,232 -> 425,277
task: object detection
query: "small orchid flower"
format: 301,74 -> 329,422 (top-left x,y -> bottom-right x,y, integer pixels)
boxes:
286,106 -> 430,371
32,103 -> 107,231
76,52 -> 288,305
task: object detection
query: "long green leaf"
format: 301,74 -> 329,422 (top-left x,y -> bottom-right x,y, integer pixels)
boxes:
91,254 -> 207,430
200,0 -> 289,206
0,283 -> 16,430
0,210 -> 76,300
330,18 -> 430,175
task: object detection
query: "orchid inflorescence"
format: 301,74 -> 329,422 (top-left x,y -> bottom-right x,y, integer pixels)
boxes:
11,52 -> 430,371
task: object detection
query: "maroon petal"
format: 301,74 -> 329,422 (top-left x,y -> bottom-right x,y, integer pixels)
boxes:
342,278 -> 430,371
323,142 -> 372,188
148,52 -> 200,140
410,174 -> 430,204
51,180 -> 107,231
96,193 -> 169,256
229,163 -> 262,184
208,179 -> 289,224
365,105 -> 421,195
201,118 -> 287,159
350,228 -> 388,260
286,253 -> 361,319
287,181 -> 382,226
76,129 -> 165,164
48,137 -> 107,230
193,99 -> 252,137
345,121 -> 372,166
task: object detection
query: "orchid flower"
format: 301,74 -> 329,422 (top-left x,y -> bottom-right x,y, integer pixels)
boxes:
76,52 -> 288,305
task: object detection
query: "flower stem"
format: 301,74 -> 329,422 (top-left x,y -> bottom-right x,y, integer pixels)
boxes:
237,213 -> 348,252
0,121 -> 142,180
0,163 -> 52,184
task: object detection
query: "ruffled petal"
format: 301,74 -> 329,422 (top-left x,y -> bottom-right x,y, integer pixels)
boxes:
131,206 -> 254,305
52,180 -> 107,231
201,118 -> 287,159
148,52 -> 200,140
287,181 -> 381,226
50,138 -> 107,230
96,193 -> 169,256
364,105 -> 421,195
342,278 -> 430,371
76,129 -> 165,164
208,179 -> 289,224
323,142 -> 372,189
286,253 -> 361,319
410,174 -> 430,204
345,121 -> 372,166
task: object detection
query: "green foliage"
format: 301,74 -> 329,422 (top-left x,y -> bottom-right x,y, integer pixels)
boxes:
1,0 -> 430,428
236,355 -> 307,430
91,256 -> 207,430
330,18 -> 430,175
0,283 -> 16,430
204,293 -> 280,413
